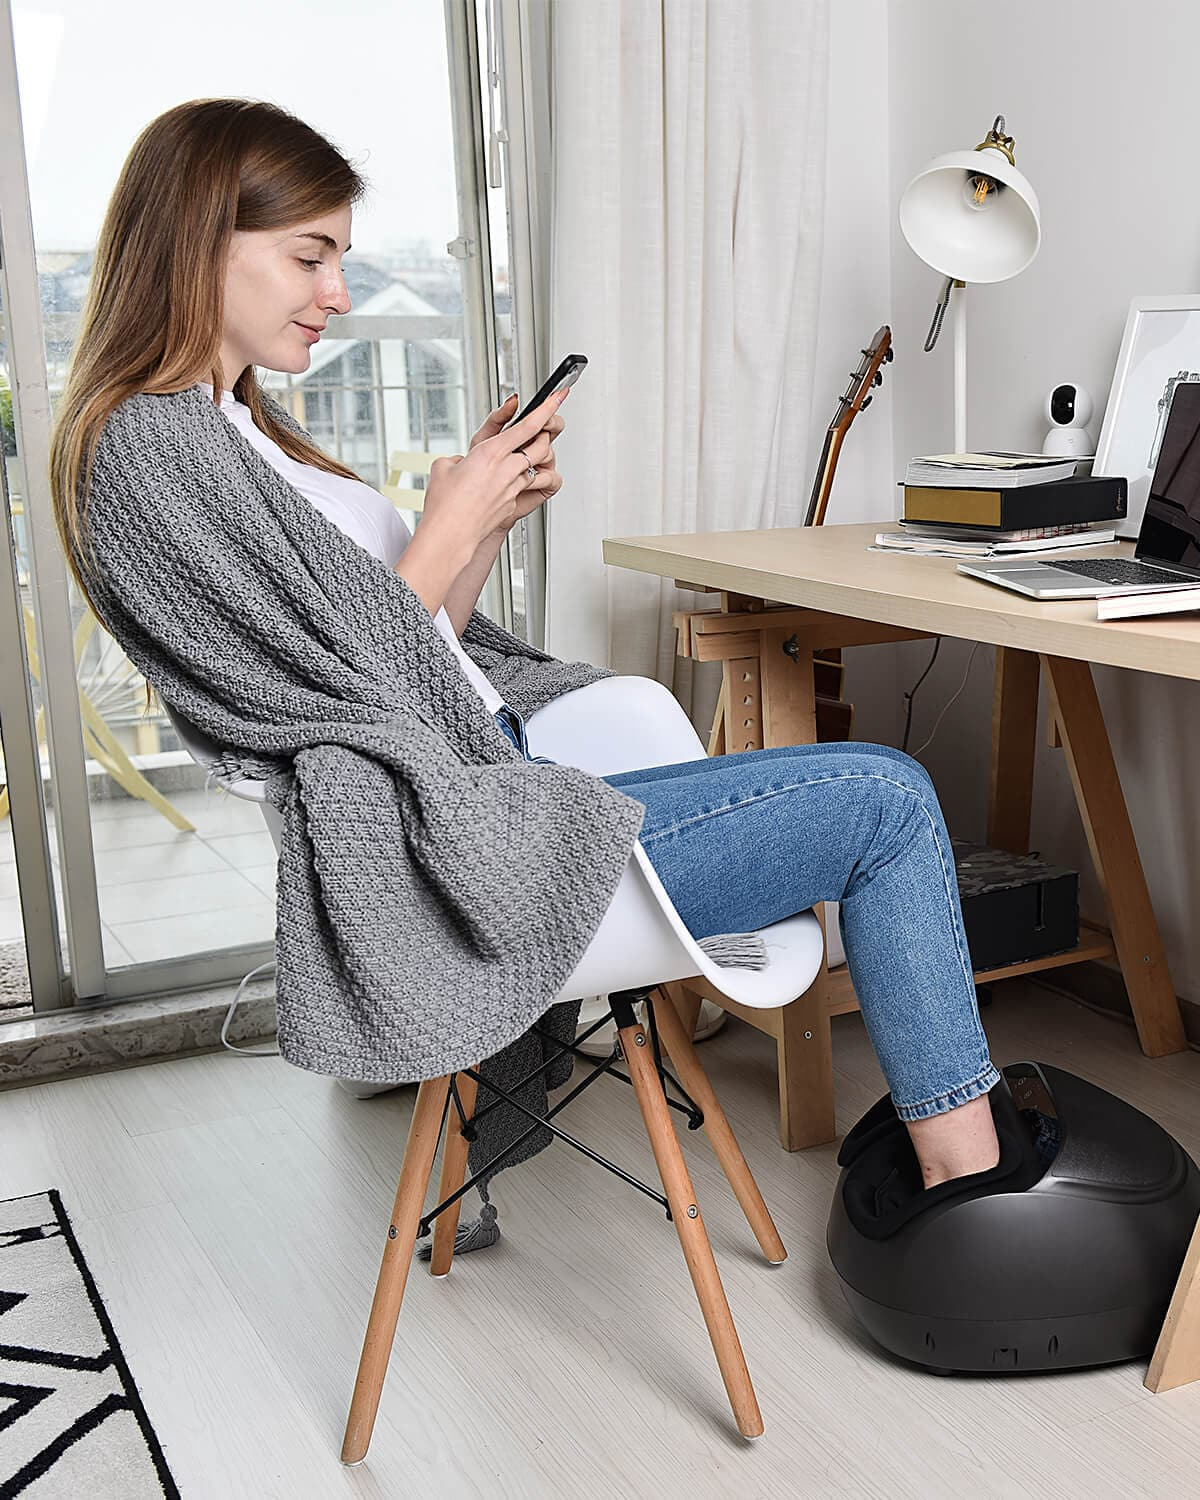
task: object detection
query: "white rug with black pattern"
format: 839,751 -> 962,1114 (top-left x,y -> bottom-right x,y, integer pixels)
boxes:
0,1191 -> 178,1498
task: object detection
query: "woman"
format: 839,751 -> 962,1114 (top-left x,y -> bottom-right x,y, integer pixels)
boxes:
51,99 -> 1000,1197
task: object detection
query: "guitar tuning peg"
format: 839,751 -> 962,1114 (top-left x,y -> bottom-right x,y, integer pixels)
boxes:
872,371 -> 883,387
861,394 -> 873,408
885,347 -> 895,362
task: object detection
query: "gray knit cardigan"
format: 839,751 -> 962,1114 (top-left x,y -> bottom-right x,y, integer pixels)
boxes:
77,387 -> 647,1100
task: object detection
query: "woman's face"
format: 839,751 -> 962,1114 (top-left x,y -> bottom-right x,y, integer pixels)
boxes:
219,205 -> 353,388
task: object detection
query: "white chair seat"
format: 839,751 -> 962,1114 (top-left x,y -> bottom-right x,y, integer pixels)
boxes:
525,676 -> 825,1009
166,674 -> 825,1030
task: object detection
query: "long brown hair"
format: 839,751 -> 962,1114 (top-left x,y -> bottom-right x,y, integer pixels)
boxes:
50,98 -> 367,594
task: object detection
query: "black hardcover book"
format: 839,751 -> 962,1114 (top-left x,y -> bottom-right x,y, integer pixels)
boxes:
901,474 -> 1127,531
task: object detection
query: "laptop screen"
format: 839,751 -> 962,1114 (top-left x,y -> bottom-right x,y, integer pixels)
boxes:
1138,381 -> 1200,573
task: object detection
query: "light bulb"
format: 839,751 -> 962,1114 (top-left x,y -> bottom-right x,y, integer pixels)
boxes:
963,171 -> 1002,211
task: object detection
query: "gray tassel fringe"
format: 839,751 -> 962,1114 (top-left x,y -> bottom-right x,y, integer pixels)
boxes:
415,1198 -> 500,1261
697,931 -> 769,969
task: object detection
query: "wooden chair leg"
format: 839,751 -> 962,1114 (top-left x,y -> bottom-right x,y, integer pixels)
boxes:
616,1014 -> 764,1439
341,1076 -> 451,1466
429,1070 -> 480,1278
1146,1216 -> 1200,1392
657,984 -> 786,1264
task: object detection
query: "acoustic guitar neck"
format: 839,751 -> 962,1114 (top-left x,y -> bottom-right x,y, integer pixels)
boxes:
803,325 -> 892,528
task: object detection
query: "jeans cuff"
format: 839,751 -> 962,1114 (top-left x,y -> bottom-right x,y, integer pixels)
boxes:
892,1062 -> 1002,1122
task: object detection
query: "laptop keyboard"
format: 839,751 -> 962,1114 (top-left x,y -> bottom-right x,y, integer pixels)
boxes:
1041,557 -> 1192,586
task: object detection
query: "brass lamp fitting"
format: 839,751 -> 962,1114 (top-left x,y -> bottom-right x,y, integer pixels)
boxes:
974,114 -> 1016,166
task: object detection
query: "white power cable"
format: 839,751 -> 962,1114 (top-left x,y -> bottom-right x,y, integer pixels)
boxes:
220,959 -> 280,1056
910,641 -> 983,758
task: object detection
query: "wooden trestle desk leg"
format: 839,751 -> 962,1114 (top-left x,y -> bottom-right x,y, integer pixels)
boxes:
987,647 -> 1040,855
748,627 -> 836,1148
763,628 -> 837,1149
703,623 -> 837,1150
1037,655 -> 1197,1392
1041,655 -> 1185,1057
1147,1223 -> 1200,1392
776,954 -> 837,1151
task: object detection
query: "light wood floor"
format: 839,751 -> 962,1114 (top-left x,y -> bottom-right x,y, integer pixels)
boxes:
4,980 -> 1200,1499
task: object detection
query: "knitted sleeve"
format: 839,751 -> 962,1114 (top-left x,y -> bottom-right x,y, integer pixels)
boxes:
460,610 -> 613,717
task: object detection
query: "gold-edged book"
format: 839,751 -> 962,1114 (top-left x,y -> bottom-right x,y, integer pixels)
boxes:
901,475 -> 1127,531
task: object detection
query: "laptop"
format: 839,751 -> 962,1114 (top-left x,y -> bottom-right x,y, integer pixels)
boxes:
957,383 -> 1200,599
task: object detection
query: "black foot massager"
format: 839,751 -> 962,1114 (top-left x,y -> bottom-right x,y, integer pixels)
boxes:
826,1062 -> 1200,1373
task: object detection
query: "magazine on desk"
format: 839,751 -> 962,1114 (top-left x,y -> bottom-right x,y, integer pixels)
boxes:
873,525 -> 1118,559
903,452 -> 1088,488
1096,588 -> 1200,621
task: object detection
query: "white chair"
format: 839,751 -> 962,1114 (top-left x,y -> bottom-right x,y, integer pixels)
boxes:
165,678 -> 825,1453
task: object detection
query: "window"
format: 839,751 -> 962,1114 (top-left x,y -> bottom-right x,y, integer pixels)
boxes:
2,0 -> 506,1006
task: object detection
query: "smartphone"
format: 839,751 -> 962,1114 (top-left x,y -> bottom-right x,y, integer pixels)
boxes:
505,354 -> 588,428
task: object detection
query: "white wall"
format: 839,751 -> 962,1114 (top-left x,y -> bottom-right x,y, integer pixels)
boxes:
885,0 -> 1200,1001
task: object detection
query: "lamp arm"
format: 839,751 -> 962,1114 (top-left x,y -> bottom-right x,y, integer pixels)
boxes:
923,274 -> 956,352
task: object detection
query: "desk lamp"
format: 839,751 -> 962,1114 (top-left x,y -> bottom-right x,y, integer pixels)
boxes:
899,115 -> 1041,452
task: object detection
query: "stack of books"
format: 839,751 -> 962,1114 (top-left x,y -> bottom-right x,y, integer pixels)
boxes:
883,451 -> 1127,555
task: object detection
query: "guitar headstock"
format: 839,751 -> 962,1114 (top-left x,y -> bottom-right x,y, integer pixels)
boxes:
831,324 -> 893,436
804,324 -> 893,525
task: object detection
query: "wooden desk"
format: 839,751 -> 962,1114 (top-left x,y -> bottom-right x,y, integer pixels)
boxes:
605,522 -> 1200,680
604,521 -> 1195,1126
606,519 -> 1200,1391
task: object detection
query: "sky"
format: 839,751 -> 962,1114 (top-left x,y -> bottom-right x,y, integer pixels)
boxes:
12,0 -> 462,255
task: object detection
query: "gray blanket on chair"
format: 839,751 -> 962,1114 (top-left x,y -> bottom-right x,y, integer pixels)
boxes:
74,386 -> 758,1193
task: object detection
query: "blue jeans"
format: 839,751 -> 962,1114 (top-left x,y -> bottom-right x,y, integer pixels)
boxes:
495,708 -> 999,1121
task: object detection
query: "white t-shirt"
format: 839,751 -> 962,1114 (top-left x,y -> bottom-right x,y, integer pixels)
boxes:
203,386 -> 503,714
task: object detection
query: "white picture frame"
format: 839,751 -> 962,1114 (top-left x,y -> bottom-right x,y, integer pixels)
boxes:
1094,295 -> 1200,538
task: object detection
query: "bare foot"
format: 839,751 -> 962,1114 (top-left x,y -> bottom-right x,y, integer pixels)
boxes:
905,1092 -> 1000,1189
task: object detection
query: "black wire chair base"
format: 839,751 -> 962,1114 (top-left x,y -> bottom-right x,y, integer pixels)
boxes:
416,988 -> 707,1236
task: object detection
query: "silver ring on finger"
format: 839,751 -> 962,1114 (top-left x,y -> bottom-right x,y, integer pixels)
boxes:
525,463 -> 537,482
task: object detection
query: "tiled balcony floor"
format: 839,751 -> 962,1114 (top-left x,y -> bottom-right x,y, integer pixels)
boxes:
0,786 -> 276,1007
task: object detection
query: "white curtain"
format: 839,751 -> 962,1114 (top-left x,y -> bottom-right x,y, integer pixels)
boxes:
543,0 -> 830,717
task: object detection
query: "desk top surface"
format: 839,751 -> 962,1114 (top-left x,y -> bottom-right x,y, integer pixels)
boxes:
603,521 -> 1200,681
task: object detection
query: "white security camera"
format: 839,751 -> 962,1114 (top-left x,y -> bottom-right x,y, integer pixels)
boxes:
1042,382 -> 1094,458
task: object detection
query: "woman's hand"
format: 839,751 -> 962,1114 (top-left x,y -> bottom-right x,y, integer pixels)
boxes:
467,391 -> 566,524
416,388 -> 568,574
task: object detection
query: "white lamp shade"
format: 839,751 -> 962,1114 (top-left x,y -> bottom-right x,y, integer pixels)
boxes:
899,144 -> 1041,284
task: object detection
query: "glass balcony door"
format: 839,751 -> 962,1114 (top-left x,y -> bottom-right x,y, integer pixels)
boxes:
0,0 -> 508,1010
